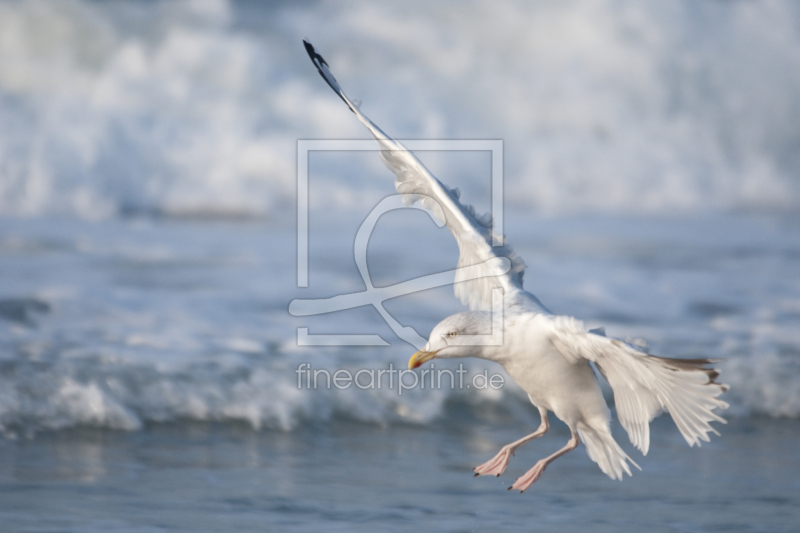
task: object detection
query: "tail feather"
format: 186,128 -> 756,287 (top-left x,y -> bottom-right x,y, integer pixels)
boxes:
577,424 -> 640,480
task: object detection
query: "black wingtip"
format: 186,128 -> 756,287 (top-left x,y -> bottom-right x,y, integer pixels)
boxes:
303,39 -> 329,70
303,39 -> 317,61
302,39 -> 356,114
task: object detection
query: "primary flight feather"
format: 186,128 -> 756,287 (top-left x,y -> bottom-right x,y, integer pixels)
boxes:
303,40 -> 728,492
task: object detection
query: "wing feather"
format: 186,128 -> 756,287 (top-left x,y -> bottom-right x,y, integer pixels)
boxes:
548,316 -> 729,455
304,40 -> 547,313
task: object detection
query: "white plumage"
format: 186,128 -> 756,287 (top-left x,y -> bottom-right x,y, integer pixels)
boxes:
304,40 -> 728,492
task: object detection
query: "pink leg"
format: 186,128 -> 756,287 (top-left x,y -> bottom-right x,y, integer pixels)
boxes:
509,430 -> 580,493
474,407 -> 549,478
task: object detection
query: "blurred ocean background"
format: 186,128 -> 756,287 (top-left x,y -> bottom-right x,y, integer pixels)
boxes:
1,0 -> 799,531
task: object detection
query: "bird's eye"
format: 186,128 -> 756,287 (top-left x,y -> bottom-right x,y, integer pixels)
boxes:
448,331 -> 457,338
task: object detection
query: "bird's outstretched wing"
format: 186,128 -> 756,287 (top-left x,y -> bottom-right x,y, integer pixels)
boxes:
303,40 -> 547,313
548,316 -> 729,455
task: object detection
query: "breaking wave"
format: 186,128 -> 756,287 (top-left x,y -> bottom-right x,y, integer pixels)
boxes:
0,0 -> 799,218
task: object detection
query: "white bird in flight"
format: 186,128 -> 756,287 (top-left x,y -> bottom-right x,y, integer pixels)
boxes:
303,40 -> 729,492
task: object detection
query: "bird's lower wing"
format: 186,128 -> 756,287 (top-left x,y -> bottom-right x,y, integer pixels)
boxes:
549,316 -> 729,455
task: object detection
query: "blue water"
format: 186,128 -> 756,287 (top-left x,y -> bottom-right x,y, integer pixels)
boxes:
1,418 -> 799,532
1,0 -> 800,531
1,213 -> 798,531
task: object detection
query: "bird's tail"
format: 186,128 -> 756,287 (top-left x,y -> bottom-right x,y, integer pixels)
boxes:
577,423 -> 641,480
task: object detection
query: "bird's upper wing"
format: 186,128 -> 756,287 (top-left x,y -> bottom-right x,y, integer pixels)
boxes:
548,316 -> 729,455
304,40 -> 548,313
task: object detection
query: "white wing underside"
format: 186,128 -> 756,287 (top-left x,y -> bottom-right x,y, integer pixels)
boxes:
303,40 -> 547,313
548,316 -> 729,455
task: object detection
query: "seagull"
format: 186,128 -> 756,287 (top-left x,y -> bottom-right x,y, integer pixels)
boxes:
303,40 -> 729,492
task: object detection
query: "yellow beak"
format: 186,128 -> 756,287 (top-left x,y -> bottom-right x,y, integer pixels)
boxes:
408,349 -> 439,369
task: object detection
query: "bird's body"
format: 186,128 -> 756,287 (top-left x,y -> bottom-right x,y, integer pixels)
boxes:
451,311 -> 608,428
501,315 -> 609,429
303,40 -> 728,492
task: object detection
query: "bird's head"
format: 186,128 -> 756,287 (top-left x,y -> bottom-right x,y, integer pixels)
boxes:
408,311 -> 493,369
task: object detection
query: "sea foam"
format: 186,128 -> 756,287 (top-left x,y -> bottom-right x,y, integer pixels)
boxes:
0,0 -> 799,218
